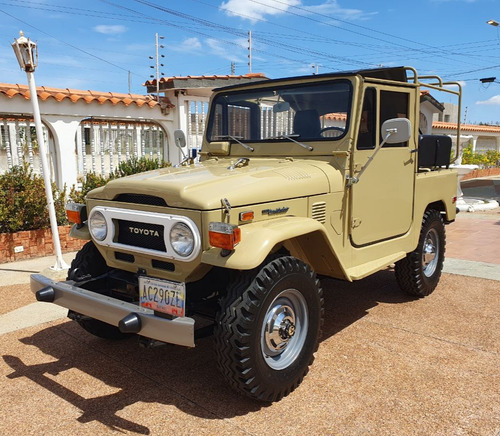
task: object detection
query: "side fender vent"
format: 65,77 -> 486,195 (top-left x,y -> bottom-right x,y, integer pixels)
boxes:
311,202 -> 326,224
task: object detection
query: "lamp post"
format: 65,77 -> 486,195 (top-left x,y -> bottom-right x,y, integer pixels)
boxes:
11,31 -> 68,271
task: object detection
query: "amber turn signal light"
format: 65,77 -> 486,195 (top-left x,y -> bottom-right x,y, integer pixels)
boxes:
239,211 -> 254,222
66,203 -> 87,225
209,222 -> 241,250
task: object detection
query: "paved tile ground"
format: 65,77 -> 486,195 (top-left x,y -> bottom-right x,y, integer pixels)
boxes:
446,208 -> 500,265
0,208 -> 499,435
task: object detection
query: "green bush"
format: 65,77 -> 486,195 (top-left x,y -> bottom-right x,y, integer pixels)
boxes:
69,156 -> 170,203
0,156 -> 170,233
68,172 -> 108,204
112,156 -> 170,178
0,163 -> 67,233
461,145 -> 500,167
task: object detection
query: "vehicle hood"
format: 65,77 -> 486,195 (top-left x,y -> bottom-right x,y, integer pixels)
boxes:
88,158 -> 340,210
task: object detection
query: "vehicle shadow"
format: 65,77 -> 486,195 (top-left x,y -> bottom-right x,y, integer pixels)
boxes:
2,269 -> 413,434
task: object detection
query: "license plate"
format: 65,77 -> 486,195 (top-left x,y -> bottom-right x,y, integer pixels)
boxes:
139,276 -> 185,317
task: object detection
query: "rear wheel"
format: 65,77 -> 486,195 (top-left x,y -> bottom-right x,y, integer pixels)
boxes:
67,241 -> 130,340
214,256 -> 323,402
395,209 -> 445,297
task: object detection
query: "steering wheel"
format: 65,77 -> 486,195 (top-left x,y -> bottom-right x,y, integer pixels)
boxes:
319,126 -> 345,137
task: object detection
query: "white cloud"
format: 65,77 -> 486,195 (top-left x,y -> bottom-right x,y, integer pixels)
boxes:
169,38 -> 203,54
181,37 -> 202,51
477,95 -> 500,105
220,0 -> 301,23
206,38 -> 247,62
93,25 -> 127,35
220,0 -> 375,23
304,0 -> 376,21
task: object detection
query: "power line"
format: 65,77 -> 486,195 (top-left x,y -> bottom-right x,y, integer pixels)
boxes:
0,8 -> 143,77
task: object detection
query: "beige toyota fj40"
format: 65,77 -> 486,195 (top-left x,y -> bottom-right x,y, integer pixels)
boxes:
31,66 -> 460,402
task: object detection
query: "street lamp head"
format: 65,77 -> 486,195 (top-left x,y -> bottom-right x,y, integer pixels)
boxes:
487,19 -> 499,27
11,30 -> 38,72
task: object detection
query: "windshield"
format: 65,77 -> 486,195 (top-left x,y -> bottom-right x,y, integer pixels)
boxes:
207,79 -> 352,143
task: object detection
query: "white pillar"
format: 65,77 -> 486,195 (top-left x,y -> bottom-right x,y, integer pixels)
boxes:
43,116 -> 80,189
471,136 -> 478,152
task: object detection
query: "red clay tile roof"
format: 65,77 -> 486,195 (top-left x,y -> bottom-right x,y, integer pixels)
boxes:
0,83 -> 173,109
433,121 -> 500,134
324,112 -> 347,121
144,73 -> 267,87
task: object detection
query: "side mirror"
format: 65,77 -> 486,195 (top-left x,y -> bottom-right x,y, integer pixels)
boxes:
174,129 -> 187,149
381,118 -> 411,144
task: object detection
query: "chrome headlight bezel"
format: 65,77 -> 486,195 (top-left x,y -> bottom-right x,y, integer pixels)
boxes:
169,222 -> 195,257
89,210 -> 108,241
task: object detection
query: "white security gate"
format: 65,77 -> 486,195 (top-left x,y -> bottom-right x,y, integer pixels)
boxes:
77,119 -> 168,178
185,100 -> 209,155
0,116 -> 54,179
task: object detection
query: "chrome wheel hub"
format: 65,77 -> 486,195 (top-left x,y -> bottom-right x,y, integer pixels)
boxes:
261,289 -> 308,370
422,228 -> 439,277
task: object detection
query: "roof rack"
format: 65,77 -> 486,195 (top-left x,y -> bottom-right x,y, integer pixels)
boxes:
406,67 -> 462,163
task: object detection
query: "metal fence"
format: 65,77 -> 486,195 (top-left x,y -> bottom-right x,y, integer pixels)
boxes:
78,119 -> 167,178
0,116 -> 53,178
0,116 -> 168,185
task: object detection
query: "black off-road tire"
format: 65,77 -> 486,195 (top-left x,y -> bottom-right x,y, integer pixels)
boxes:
67,241 -> 130,340
67,241 -> 109,282
214,256 -> 324,402
395,209 -> 446,297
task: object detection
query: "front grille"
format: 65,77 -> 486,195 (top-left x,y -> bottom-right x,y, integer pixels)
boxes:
114,193 -> 167,207
116,220 -> 166,252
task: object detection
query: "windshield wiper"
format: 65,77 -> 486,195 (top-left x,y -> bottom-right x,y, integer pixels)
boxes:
270,134 -> 313,151
214,135 -> 254,152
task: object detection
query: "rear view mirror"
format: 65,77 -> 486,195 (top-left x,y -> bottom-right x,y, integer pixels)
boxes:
273,101 -> 290,113
381,118 -> 411,144
174,130 -> 187,149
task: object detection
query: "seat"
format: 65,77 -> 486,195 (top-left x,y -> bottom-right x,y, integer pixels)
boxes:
293,109 -> 321,138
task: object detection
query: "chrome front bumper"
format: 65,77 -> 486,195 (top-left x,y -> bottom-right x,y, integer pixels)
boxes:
30,274 -> 195,347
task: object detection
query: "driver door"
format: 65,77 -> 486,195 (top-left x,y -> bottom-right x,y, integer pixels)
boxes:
350,86 -> 416,246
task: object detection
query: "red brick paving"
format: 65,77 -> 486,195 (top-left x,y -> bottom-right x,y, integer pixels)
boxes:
446,209 -> 500,265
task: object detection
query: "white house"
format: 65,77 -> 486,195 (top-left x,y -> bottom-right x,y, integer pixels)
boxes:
0,73 -> 266,189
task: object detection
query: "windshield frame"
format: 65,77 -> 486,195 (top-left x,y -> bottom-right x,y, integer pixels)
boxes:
205,78 -> 353,146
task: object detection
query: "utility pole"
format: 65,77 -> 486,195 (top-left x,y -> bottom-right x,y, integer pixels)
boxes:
248,31 -> 252,74
149,33 -> 165,102
231,61 -> 235,75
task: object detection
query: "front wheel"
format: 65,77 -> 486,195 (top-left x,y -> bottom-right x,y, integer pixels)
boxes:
214,256 -> 324,402
395,209 -> 446,297
67,241 -> 130,340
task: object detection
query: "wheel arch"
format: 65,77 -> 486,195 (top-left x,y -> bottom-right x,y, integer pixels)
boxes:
201,216 -> 349,280
425,200 -> 454,223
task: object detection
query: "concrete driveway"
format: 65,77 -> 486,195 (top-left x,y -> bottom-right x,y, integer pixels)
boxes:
0,271 -> 498,435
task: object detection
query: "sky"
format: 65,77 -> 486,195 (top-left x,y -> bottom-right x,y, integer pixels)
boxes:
0,0 -> 499,124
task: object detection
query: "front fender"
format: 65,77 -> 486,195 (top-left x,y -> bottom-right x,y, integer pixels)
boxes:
201,216 -> 347,278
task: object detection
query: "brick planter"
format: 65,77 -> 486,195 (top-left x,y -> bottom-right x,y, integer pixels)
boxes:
462,167 -> 500,181
0,226 -> 86,264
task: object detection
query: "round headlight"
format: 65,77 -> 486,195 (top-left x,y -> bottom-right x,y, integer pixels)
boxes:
89,210 -> 108,241
170,222 -> 194,257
